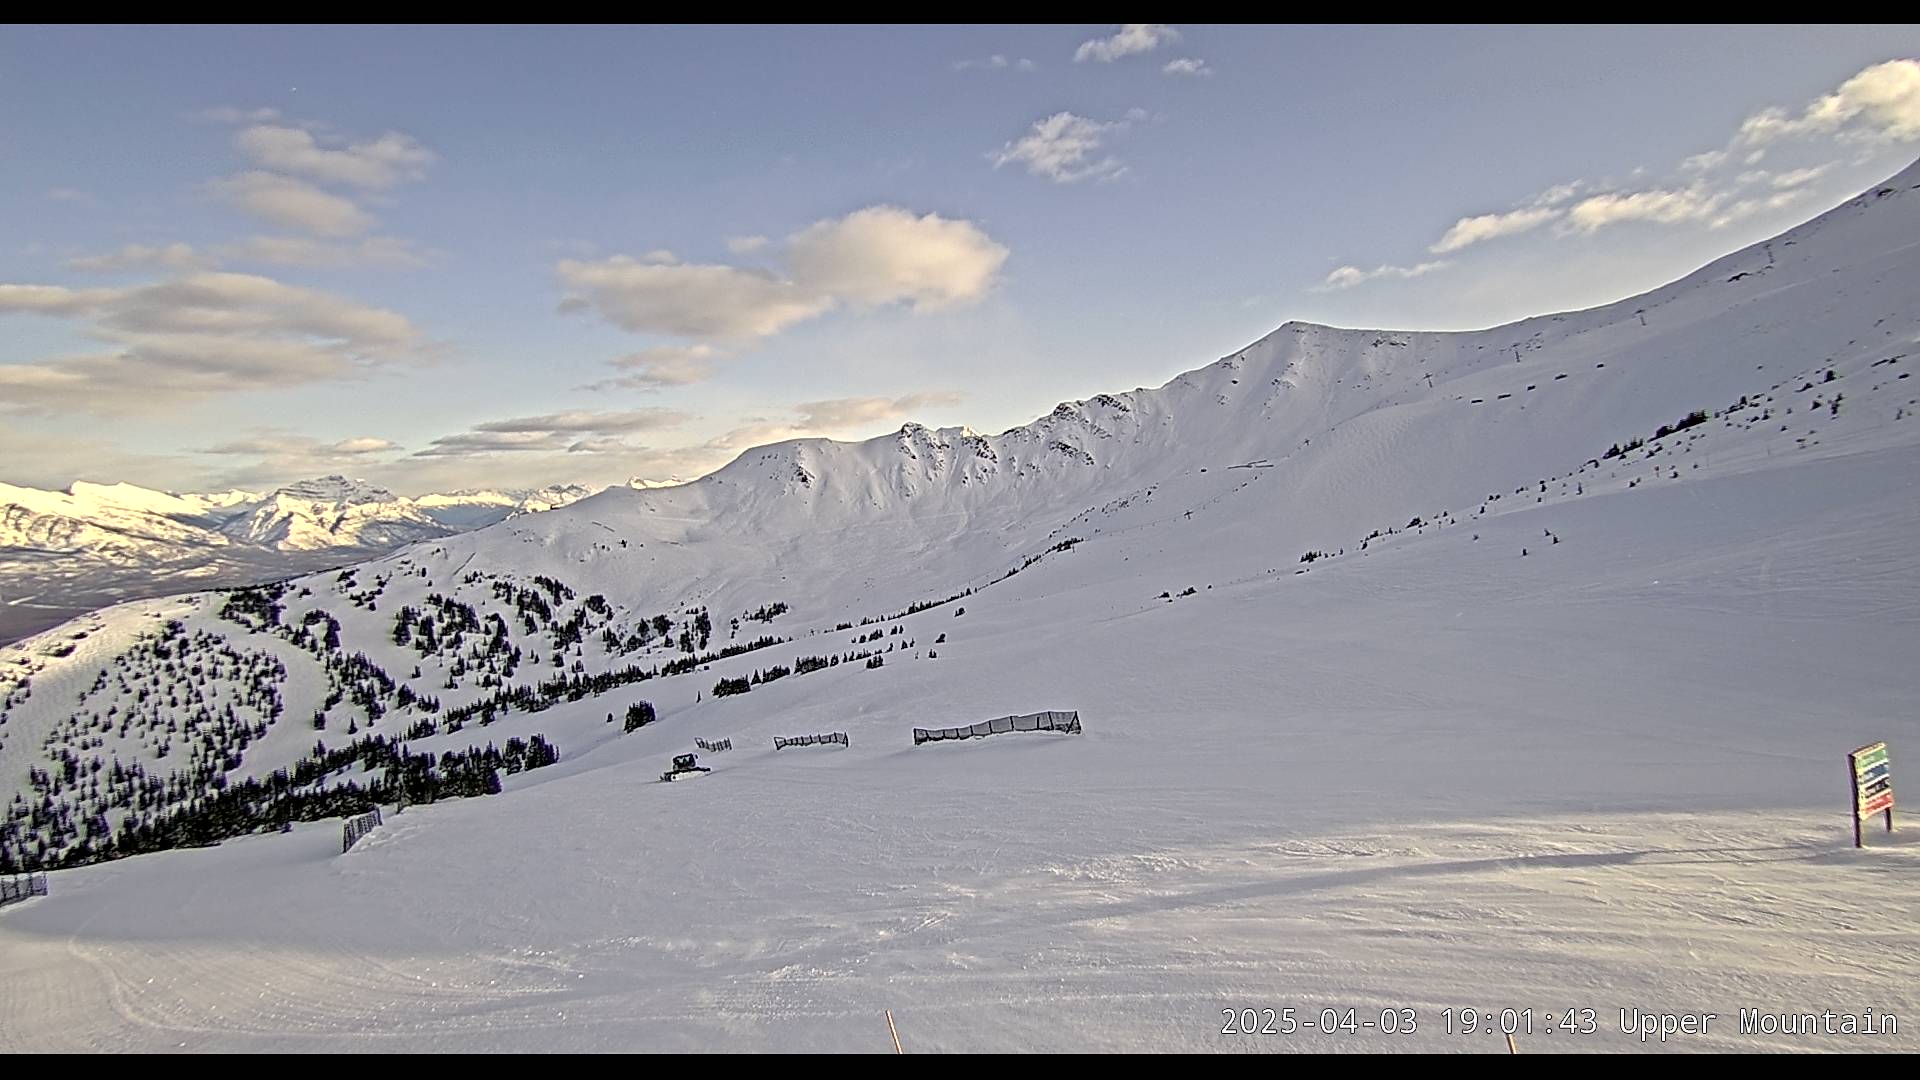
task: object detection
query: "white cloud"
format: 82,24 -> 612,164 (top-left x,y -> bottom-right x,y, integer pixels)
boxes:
1768,163 -> 1835,189
990,112 -> 1129,184
560,206 -> 1009,342
416,430 -> 571,456
1737,58 -> 1920,146
953,54 -> 1036,72
566,436 -> 643,454
199,433 -> 402,457
557,256 -> 831,340
1533,181 -> 1585,207
0,271 -> 423,413
591,344 -> 724,390
1388,63 -> 1913,267
233,124 -> 435,189
218,235 -> 429,269
0,284 -> 127,315
1429,206 -> 1560,254
1736,108 -> 1796,145
0,423 -> 203,494
67,238 -> 429,273
473,409 -> 688,435
186,105 -> 281,125
692,392 -> 967,455
792,392 -> 963,430
1708,189 -> 1813,230
1074,24 -> 1179,63
786,206 -> 1008,310
418,409 -> 690,458
1423,177 -> 1585,254
328,436 -> 403,455
1680,149 -> 1728,174
726,235 -> 770,254
1340,60 -> 1917,277
1162,57 -> 1212,77
1563,186 -> 1723,233
109,273 -> 416,342
1315,261 -> 1450,292
66,243 -> 211,272
211,171 -> 374,236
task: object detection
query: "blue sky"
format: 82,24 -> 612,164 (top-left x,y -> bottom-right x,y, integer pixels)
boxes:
4,25 -> 1919,495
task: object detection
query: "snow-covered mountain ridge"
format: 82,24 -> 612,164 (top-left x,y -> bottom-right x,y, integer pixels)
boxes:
1,160 -> 1917,1051
0,474 -> 602,557
381,157 -> 1920,627
0,476 -> 604,644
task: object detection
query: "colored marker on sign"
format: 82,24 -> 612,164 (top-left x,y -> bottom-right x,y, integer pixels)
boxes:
1849,742 -> 1895,848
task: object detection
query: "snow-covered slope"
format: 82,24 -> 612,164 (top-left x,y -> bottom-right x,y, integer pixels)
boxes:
214,476 -> 450,550
1,160 -> 1918,1051
0,476 -> 604,645
412,484 -> 598,528
0,479 -> 248,551
344,157 -> 1920,634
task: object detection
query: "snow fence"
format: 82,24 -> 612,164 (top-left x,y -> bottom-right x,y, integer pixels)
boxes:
340,807 -> 383,854
773,732 -> 849,750
913,710 -> 1082,746
0,873 -> 48,907
695,737 -> 733,753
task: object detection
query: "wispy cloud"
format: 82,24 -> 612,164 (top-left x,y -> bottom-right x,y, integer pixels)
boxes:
560,206 -> 1008,342
1074,24 -> 1179,63
417,409 -> 691,458
233,124 -> 434,189
1162,57 -> 1212,77
557,258 -> 830,341
682,392 -> 967,467
1562,185 -> 1723,233
585,344 -> 726,391
67,237 -> 428,273
210,171 -> 375,237
474,409 -> 689,435
1766,163 -> 1835,189
1680,149 -> 1728,174
1330,58 -> 1916,276
1315,260 -> 1450,292
201,118 -> 435,241
953,54 -> 1036,72
218,235 -> 430,269
67,242 -> 211,272
185,105 -> 281,125
990,112 -> 1131,184
1736,58 -> 1920,146
199,432 -> 402,457
1707,188 -> 1816,230
0,272 -> 424,414
791,392 -> 964,430
1429,206 -> 1560,254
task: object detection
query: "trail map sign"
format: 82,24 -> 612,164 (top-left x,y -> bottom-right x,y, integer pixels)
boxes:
1849,741 -> 1894,848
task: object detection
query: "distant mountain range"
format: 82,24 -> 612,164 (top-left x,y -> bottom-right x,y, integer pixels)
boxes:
0,474 -> 679,643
